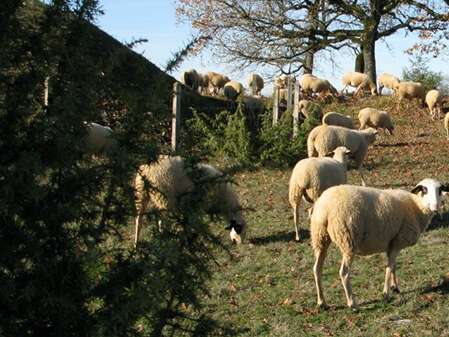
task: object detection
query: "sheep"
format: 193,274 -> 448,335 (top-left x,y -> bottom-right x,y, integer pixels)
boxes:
358,108 -> 394,135
207,71 -> 230,95
322,112 -> 355,129
444,112 -> 449,139
307,125 -> 378,186
341,72 -> 377,96
310,178 -> 449,309
426,89 -> 443,120
134,156 -> 247,246
181,69 -> 200,91
224,80 -> 244,100
378,73 -> 400,95
84,122 -> 116,154
394,81 -> 425,107
288,146 -> 351,241
274,74 -> 295,89
198,73 -> 209,95
300,74 -> 338,97
298,99 -> 322,120
248,73 -> 264,96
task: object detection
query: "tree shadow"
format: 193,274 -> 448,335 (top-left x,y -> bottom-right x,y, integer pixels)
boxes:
249,229 -> 310,245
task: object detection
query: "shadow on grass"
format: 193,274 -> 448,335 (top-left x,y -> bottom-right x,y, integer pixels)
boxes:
427,212 -> 449,231
421,277 -> 449,295
249,229 -> 310,245
374,142 -> 411,148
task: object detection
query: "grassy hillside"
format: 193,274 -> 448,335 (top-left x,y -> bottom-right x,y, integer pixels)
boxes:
199,96 -> 449,336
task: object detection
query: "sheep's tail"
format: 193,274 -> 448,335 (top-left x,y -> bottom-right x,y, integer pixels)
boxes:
288,183 -> 303,208
310,205 -> 331,253
307,128 -> 319,157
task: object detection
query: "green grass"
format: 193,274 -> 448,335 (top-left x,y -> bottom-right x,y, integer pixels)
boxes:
201,96 -> 449,336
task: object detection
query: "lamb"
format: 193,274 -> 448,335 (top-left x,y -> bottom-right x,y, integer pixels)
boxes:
426,89 -> 442,120
341,72 -> 377,96
248,73 -> 264,96
310,178 -> 449,309
134,156 -> 247,246
84,122 -> 116,154
378,73 -> 400,95
224,80 -> 244,100
298,99 -> 322,119
322,112 -> 355,129
444,112 -> 449,139
394,81 -> 425,107
307,125 -> 378,186
288,146 -> 351,241
207,71 -> 230,95
358,108 -> 394,135
181,69 -> 200,91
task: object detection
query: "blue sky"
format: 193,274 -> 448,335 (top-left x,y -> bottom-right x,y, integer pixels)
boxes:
96,1 -> 447,95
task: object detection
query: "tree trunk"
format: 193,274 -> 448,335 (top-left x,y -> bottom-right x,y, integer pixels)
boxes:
362,33 -> 377,83
303,51 -> 314,74
355,46 -> 364,73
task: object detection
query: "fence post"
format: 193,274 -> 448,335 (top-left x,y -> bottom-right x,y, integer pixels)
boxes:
171,82 -> 182,152
293,80 -> 301,137
43,77 -> 49,107
272,85 -> 280,125
286,76 -> 293,111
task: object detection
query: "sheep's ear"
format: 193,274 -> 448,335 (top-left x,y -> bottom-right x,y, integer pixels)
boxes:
411,184 -> 425,194
345,149 -> 351,155
441,184 -> 449,195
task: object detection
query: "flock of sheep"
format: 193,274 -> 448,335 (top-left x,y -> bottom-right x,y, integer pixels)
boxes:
83,68 -> 449,311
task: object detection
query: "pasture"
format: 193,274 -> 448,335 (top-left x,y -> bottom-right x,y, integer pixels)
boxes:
200,96 -> 449,337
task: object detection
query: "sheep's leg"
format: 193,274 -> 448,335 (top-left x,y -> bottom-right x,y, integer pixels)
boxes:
134,214 -> 142,247
293,202 -> 301,241
383,250 -> 400,299
446,127 -> 449,140
313,243 -> 330,309
358,166 -> 366,187
340,254 -> 355,309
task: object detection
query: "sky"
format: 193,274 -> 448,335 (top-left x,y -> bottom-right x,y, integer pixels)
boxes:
96,0 -> 448,95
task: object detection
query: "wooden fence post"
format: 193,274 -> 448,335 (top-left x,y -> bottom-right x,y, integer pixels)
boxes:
44,77 -> 49,107
272,85 -> 280,125
293,80 -> 301,137
286,76 -> 293,111
250,77 -> 257,96
171,82 -> 182,152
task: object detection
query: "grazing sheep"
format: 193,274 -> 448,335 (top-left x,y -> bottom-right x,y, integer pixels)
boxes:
310,178 -> 449,309
288,146 -> 351,241
300,74 -> 338,97
444,112 -> 449,139
134,156 -> 247,246
198,73 -> 209,95
298,99 -> 322,119
248,73 -> 264,96
84,122 -> 116,154
181,69 -> 200,91
341,72 -> 377,96
394,81 -> 425,107
426,89 -> 443,119
358,108 -> 394,135
322,112 -> 355,129
307,125 -> 377,186
378,73 -> 400,95
224,80 -> 244,100
207,71 -> 230,95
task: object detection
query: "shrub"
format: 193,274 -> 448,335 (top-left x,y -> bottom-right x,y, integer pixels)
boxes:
402,55 -> 444,92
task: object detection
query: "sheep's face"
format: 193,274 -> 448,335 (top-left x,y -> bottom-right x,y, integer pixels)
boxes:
412,178 -> 449,212
226,219 -> 246,244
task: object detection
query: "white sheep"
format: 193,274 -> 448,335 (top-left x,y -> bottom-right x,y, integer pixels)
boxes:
198,73 -> 209,95
307,125 -> 378,186
207,71 -> 230,95
426,89 -> 443,120
298,99 -> 322,119
322,112 -> 355,129
310,178 -> 449,309
341,72 -> 377,96
300,74 -> 338,97
84,122 -> 116,154
224,80 -> 244,100
378,73 -> 400,95
248,73 -> 264,96
134,156 -> 246,246
444,112 -> 449,139
288,146 -> 350,241
181,69 -> 200,91
394,81 -> 425,107
358,108 -> 394,135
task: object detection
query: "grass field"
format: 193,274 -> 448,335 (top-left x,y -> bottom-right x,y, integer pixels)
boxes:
202,96 -> 449,337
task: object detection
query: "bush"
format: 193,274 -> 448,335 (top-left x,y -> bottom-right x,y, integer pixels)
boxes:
402,55 -> 444,92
